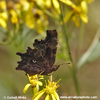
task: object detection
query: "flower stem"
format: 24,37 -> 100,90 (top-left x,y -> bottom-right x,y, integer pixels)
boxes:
58,0 -> 81,96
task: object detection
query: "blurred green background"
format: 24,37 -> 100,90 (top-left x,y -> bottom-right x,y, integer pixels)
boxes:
0,0 -> 100,100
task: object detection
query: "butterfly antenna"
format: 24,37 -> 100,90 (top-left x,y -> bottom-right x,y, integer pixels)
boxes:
56,53 -> 71,65
56,59 -> 63,65
53,75 -> 59,82
59,62 -> 70,66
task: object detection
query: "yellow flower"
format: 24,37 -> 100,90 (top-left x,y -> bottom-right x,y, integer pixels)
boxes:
20,0 -> 30,11
0,12 -> 8,28
6,1 -> 19,24
34,0 -> 51,9
0,0 -> 6,10
0,0 -> 8,28
10,9 -> 18,24
33,79 -> 61,100
52,0 -> 60,14
23,74 -> 43,93
60,0 -> 89,26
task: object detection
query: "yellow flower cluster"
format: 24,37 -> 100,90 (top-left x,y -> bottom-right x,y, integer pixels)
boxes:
60,0 -> 93,26
0,1 -> 19,27
0,1 -> 8,28
0,0 -> 49,34
0,0 -> 93,31
23,74 -> 61,100
17,0 -> 48,33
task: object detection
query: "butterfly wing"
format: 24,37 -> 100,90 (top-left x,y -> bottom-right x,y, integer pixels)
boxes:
33,30 -> 58,67
16,47 -> 49,75
16,30 -> 58,75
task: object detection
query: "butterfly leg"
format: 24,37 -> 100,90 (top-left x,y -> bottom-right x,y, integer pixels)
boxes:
46,74 -> 52,76
37,70 -> 45,78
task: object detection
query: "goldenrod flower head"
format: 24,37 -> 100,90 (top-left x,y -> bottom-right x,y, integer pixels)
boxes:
33,79 -> 61,100
23,74 -> 43,93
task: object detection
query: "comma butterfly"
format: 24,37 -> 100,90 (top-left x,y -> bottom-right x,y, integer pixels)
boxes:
16,30 -> 60,76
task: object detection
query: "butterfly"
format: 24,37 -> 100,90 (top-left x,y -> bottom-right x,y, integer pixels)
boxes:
16,30 -> 60,76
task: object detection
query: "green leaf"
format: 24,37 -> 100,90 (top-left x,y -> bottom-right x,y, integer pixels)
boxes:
77,28 -> 100,68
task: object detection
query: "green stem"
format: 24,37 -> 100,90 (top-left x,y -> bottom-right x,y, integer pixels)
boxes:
58,0 -> 81,96
24,29 -> 33,39
0,28 -> 12,45
0,41 -> 10,45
